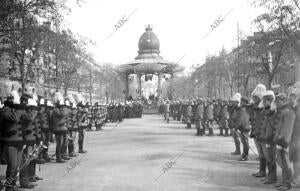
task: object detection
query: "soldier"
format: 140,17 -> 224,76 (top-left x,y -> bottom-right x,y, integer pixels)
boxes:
1,90 -> 26,191
273,93 -> 295,190
291,92 -> 300,188
257,90 -> 277,184
77,102 -> 88,153
220,100 -> 229,137
68,102 -> 78,157
207,100 -> 214,136
37,98 -> 51,162
213,100 -> 222,135
60,99 -> 71,160
87,102 -> 93,130
236,97 -> 251,161
186,101 -> 192,129
0,98 -> 4,163
19,96 -> 41,188
94,103 -> 101,130
195,99 -> 204,136
229,93 -> 242,155
51,92 -> 67,163
202,101 -> 208,135
164,100 -> 170,123
117,103 -> 124,122
246,84 -> 267,178
0,98 -> 3,190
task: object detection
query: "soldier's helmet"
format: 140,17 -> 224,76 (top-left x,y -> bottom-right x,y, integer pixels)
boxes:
10,89 -> 21,104
39,97 -> 46,107
54,92 -> 64,107
259,90 -> 275,108
231,93 -> 241,103
65,99 -> 71,108
46,100 -> 54,109
251,84 -> 267,100
27,98 -> 38,111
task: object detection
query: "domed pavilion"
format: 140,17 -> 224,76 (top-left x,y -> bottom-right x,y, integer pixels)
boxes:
117,25 -> 184,100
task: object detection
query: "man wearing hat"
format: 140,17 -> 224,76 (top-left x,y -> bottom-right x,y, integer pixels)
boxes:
164,100 -> 170,123
291,92 -> 300,188
206,100 -> 214,136
67,102 -> 78,157
37,99 -> 53,162
229,93 -> 242,155
258,90 -> 277,184
195,99 -> 204,136
77,102 -> 88,153
186,101 -> 192,128
236,96 -> 251,161
273,93 -> 295,190
220,100 -> 230,137
247,84 -> 267,178
19,96 -> 42,188
61,99 -> 71,160
51,93 -> 67,163
1,89 -> 28,191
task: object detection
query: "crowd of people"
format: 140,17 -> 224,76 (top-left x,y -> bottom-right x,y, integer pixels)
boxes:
0,87 -> 143,191
161,84 -> 300,191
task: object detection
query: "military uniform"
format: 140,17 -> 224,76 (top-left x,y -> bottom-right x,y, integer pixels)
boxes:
186,103 -> 192,129
257,91 -> 277,184
207,102 -> 214,136
213,101 -> 222,135
1,99 -> 26,190
164,102 -> 170,123
77,103 -> 88,153
195,101 -> 204,136
291,97 -> 300,187
247,100 -> 266,178
68,104 -> 78,157
19,98 -> 40,188
273,94 -> 295,190
37,99 -> 51,162
51,102 -> 67,163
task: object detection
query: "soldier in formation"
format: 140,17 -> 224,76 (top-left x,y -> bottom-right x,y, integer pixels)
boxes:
0,88 -> 112,191
166,83 -> 300,190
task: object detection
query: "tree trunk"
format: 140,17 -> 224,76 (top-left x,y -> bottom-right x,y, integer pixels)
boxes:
267,77 -> 272,90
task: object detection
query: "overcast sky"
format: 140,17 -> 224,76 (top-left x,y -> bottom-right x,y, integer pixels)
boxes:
65,0 -> 263,71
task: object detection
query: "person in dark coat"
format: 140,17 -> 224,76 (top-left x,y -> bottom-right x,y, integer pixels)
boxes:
77,102 -> 88,153
19,97 -> 42,188
258,90 -> 277,184
186,101 -> 192,129
220,100 -> 230,137
195,100 -> 204,136
247,84 -> 267,178
229,93 -> 242,156
291,92 -> 300,188
51,96 -> 67,163
273,93 -> 295,190
1,91 -> 27,191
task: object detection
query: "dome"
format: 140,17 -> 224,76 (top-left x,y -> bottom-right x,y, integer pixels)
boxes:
138,25 -> 160,55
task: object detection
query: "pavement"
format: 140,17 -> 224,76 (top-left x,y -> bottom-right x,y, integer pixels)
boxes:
0,115 -> 286,191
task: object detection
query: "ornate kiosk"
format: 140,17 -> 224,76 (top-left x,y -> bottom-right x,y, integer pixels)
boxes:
117,25 -> 184,102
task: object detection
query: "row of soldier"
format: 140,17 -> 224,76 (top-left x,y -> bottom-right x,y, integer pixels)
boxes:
0,90 -> 110,191
161,99 -> 230,136
106,101 -> 143,122
163,84 -> 300,190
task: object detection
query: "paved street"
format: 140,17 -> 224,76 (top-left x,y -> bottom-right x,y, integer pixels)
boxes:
2,115 -> 279,191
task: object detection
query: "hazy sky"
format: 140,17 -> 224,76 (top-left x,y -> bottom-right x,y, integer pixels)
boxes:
65,0 -> 263,71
